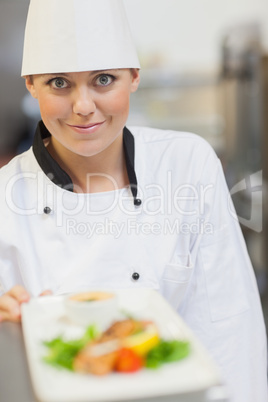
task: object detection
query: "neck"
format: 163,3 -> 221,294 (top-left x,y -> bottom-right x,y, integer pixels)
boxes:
47,133 -> 129,193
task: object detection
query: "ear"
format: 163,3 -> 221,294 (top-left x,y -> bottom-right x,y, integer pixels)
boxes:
25,75 -> 38,99
130,68 -> 140,93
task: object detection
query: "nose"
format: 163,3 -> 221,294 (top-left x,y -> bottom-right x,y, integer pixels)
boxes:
73,87 -> 96,116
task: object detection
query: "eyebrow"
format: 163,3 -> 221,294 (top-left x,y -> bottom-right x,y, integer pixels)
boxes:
89,69 -> 120,74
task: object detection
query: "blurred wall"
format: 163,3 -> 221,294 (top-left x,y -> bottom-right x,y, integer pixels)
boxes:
0,0 -> 30,158
125,0 -> 268,71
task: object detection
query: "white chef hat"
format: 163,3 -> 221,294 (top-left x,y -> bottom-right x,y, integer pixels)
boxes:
21,0 -> 140,76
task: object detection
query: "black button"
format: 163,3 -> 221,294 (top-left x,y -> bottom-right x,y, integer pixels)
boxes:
43,206 -> 52,214
134,198 -> 142,206
132,272 -> 140,281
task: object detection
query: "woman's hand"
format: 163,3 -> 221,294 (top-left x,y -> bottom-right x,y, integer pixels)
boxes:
0,285 -> 52,322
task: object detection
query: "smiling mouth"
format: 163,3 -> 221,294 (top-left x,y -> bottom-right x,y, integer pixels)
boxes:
68,121 -> 104,129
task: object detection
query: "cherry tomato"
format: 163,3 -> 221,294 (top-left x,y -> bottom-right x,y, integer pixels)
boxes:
115,348 -> 144,373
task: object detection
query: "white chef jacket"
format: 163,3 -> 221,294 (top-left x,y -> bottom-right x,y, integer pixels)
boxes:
0,123 -> 267,402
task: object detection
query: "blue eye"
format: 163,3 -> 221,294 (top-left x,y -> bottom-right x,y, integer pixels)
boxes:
96,74 -> 114,86
51,78 -> 68,89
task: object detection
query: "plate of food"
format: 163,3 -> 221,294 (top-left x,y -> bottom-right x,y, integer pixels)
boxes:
21,288 -> 222,402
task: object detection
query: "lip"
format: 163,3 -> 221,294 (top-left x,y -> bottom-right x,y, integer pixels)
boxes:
67,121 -> 105,134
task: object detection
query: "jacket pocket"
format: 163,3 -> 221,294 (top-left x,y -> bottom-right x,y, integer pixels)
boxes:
160,255 -> 193,310
201,237 -> 250,322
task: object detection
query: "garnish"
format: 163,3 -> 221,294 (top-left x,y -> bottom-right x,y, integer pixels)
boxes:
43,325 -> 98,371
146,339 -> 190,369
42,320 -> 190,374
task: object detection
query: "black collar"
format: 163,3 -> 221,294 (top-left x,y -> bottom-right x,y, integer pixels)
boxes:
32,121 -> 141,205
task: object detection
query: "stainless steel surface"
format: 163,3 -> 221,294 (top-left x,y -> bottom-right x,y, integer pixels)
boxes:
0,322 -> 36,402
0,321 -> 229,402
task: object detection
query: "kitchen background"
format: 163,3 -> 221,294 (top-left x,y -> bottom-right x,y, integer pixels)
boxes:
0,0 -> 268,326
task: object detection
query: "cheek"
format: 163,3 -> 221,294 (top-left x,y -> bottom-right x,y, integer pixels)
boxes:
38,95 -> 70,120
103,89 -> 130,115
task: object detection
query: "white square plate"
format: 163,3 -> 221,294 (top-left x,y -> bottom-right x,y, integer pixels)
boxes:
21,289 -> 222,402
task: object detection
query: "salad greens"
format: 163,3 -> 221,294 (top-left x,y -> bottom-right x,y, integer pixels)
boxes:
42,324 -> 190,372
145,339 -> 190,369
43,325 -> 98,371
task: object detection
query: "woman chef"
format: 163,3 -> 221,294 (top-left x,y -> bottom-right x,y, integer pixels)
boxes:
0,0 -> 267,401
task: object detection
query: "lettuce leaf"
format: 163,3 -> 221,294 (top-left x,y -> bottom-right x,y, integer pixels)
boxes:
43,325 -> 98,370
145,339 -> 190,369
